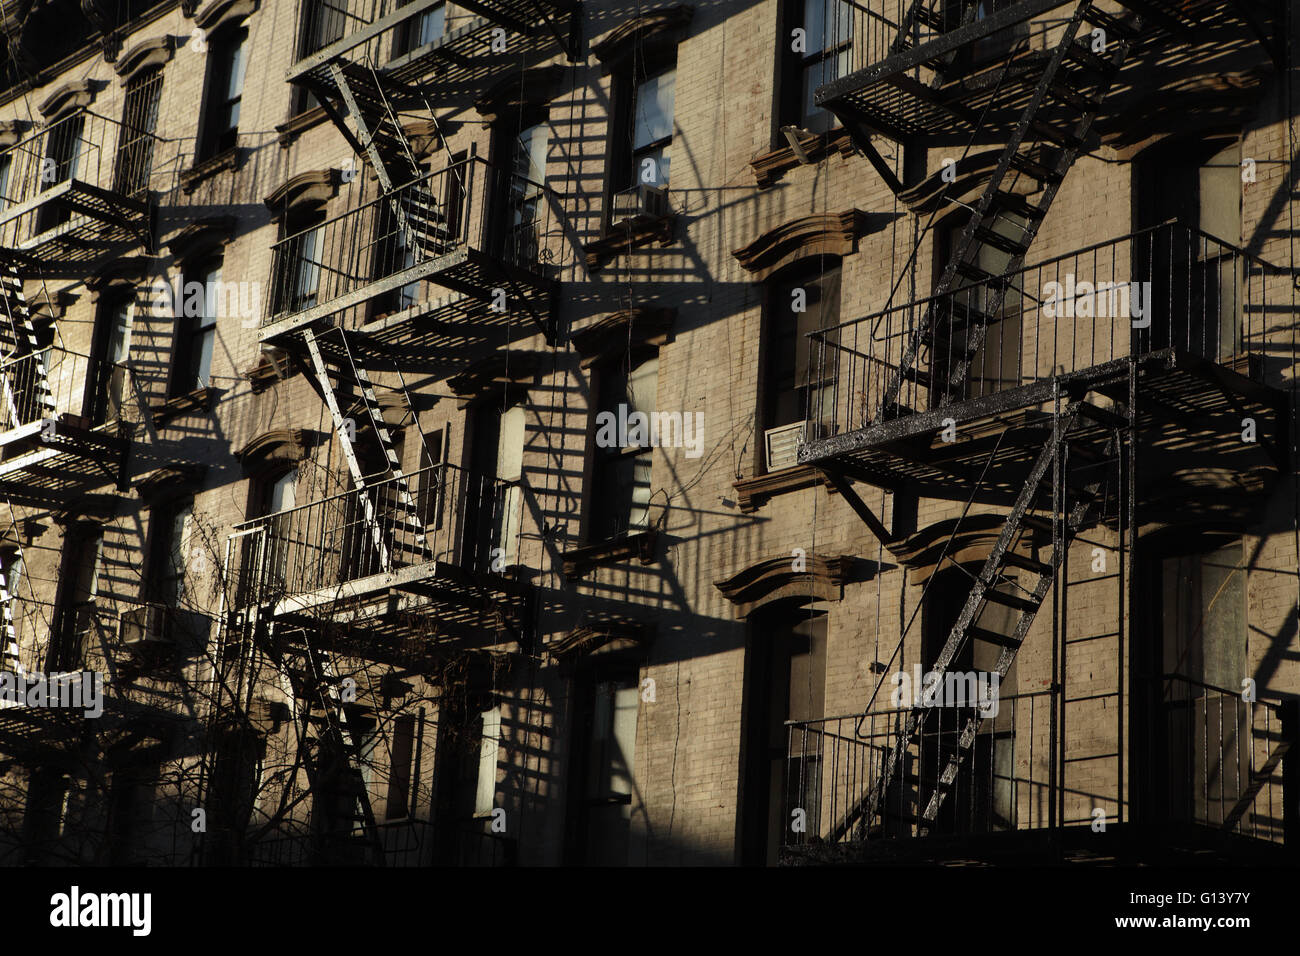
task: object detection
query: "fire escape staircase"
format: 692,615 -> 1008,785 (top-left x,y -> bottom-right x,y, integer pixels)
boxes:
878,0 -> 1138,421
287,20 -> 556,343
286,640 -> 387,864
302,326 -> 429,578
829,397 -> 1119,841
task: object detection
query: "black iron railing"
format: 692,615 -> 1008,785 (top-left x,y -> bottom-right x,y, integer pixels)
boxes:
243,817 -> 517,866
233,462 -> 521,607
783,689 -> 1056,849
805,224 -> 1286,432
263,158 -> 556,327
1159,674 -> 1291,841
0,109 -> 163,244
0,347 -> 131,433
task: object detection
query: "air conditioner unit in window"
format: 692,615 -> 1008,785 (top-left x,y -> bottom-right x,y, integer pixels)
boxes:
118,603 -> 174,650
764,422 -> 827,472
611,184 -> 669,226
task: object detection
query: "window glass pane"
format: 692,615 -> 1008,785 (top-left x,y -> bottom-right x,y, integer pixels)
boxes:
0,155 -> 11,210
474,706 -> 500,815
269,468 -> 298,514
386,716 -> 415,819
626,355 -> 659,417
633,70 -> 675,150
801,50 -> 848,132
1199,141 -> 1241,246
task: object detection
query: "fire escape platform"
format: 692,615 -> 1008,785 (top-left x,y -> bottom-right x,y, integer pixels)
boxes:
799,350 -> 1287,506
0,419 -> 130,506
259,247 -> 554,349
817,0 -> 1269,145
288,0 -> 580,103
782,820 -> 1292,867
267,559 -> 531,648
0,178 -> 150,276
0,703 -> 86,766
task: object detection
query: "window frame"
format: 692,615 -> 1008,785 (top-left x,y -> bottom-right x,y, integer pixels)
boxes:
759,258 -> 842,463
197,24 -> 249,161
168,255 -> 222,398
587,346 -> 660,542
777,0 -> 853,140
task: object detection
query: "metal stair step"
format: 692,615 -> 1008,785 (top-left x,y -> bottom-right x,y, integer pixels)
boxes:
1009,151 -> 1064,184
990,190 -> 1046,221
981,587 -> 1040,613
1001,550 -> 1053,576
973,225 -> 1030,257
969,625 -> 1022,648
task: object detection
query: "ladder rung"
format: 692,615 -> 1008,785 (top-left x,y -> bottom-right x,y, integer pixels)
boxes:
1066,41 -> 1112,74
1008,152 -> 1063,184
982,588 -> 1040,613
990,190 -> 1046,221
973,226 -> 1030,257
1047,79 -> 1099,111
969,626 -> 1021,648
1002,550 -> 1053,576
1029,119 -> 1084,150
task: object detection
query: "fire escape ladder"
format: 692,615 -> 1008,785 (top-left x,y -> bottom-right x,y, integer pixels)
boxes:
334,329 -> 429,560
0,257 -> 56,424
878,0 -> 1136,420
293,644 -> 386,864
826,400 -> 1114,841
303,328 -> 392,571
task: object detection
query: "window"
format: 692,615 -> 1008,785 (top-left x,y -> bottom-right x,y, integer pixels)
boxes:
590,350 -> 657,540
432,696 -> 500,860
34,112 -> 84,234
415,428 -> 444,528
779,0 -> 852,136
475,706 -> 501,816
93,298 -> 133,425
198,26 -> 248,159
764,261 -> 840,442
391,0 -> 444,58
385,715 -> 417,820
293,1 -> 348,114
1142,537 -> 1249,827
466,402 -> 525,570
114,67 -> 162,197
0,152 -> 11,212
570,674 -> 640,865
259,467 -> 298,598
627,68 -> 675,188
53,527 -> 102,671
273,209 -> 326,316
1136,137 -> 1243,361
1158,540 -> 1244,690
501,119 -> 548,267
152,500 -> 194,608
170,258 -> 220,396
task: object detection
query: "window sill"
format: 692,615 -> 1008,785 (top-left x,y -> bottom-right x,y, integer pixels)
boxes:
245,350 -> 295,393
153,385 -> 218,426
750,128 -> 854,189
584,214 -> 675,272
733,464 -> 834,514
181,146 -> 243,193
562,529 -> 658,580
276,106 -> 329,147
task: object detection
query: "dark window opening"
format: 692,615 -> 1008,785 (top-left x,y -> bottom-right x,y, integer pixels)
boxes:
198,26 -> 248,160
